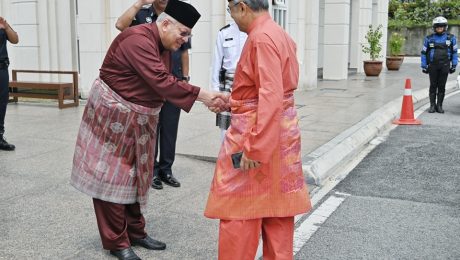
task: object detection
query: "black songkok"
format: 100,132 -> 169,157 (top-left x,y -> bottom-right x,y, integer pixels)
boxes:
164,0 -> 201,29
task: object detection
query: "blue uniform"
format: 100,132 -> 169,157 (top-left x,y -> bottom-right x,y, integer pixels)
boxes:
421,32 -> 458,113
421,33 -> 458,69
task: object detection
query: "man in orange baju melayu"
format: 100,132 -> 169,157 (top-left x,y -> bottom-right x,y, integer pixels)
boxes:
204,1 -> 312,259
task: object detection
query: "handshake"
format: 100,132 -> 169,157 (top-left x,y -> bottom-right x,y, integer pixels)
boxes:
197,89 -> 230,113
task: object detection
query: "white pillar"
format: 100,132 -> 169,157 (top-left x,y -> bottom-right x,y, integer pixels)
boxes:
189,0 -> 212,89
9,0 -> 40,74
323,0 -> 350,80
209,0 -> 226,89
76,0 -> 112,97
357,1 -> 372,73
376,0 -> 389,59
301,0 -> 319,89
7,0 -> 76,82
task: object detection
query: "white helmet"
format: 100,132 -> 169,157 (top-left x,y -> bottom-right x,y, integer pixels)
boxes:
432,16 -> 448,31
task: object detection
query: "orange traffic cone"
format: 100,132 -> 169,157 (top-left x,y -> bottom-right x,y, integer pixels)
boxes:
393,79 -> 422,125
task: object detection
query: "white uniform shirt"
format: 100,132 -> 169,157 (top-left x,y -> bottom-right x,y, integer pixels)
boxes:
211,22 -> 248,91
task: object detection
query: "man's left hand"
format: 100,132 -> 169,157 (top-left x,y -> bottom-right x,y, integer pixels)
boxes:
240,153 -> 260,171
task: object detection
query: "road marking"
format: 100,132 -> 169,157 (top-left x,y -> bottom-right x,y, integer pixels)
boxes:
293,194 -> 348,254
255,194 -> 349,259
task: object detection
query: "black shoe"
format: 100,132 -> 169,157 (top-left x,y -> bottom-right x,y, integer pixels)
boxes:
0,136 -> 15,151
109,248 -> 141,260
131,235 -> 166,250
436,104 -> 444,113
160,173 -> 181,187
428,104 -> 436,113
151,176 -> 163,190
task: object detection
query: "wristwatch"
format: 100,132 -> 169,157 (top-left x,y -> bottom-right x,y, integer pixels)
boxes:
181,76 -> 190,82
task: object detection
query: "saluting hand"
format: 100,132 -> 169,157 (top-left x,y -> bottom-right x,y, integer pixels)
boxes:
0,17 -> 7,29
139,0 -> 155,5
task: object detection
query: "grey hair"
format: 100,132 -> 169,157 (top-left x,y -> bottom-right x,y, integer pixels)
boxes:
156,12 -> 179,24
233,0 -> 268,11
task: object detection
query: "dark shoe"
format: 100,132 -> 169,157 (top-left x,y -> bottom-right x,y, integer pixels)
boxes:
160,173 -> 181,187
109,248 -> 141,260
437,93 -> 445,113
131,235 -> 166,250
151,176 -> 163,190
0,136 -> 15,151
428,93 -> 436,113
437,104 -> 444,113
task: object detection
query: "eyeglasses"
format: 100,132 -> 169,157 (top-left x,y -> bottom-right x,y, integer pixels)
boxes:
179,31 -> 193,39
226,1 -> 243,14
174,23 -> 193,39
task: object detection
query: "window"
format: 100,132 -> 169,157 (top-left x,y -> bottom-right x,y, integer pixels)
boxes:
272,0 -> 287,29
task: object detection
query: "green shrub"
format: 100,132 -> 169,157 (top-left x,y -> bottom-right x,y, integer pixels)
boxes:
362,25 -> 383,61
389,0 -> 460,29
388,32 -> 405,56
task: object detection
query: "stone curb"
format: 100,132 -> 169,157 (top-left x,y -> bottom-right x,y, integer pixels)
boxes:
302,78 -> 460,186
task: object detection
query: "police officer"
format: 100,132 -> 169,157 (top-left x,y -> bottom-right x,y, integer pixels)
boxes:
421,16 -> 458,113
0,16 -> 18,151
211,21 -> 247,140
116,0 -> 191,189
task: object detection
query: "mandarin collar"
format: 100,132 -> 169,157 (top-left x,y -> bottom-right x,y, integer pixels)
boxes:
247,13 -> 271,34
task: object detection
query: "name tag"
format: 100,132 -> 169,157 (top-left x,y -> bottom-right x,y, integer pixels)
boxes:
225,38 -> 233,41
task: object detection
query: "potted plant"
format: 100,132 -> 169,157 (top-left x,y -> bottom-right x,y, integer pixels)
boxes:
386,32 -> 405,70
362,24 -> 383,76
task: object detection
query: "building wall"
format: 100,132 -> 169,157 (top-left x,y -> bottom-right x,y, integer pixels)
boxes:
1,0 -> 389,96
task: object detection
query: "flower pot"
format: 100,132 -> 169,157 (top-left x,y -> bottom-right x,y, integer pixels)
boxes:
363,60 -> 383,76
386,56 -> 404,71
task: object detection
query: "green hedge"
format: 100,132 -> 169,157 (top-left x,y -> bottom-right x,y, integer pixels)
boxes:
389,0 -> 460,29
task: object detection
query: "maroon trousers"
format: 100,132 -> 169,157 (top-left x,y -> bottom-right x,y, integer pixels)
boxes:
93,198 -> 147,250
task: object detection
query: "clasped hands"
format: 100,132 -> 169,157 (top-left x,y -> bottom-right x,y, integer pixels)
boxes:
197,89 -> 230,113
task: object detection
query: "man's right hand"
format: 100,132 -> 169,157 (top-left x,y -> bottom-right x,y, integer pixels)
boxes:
197,89 -> 229,112
422,67 -> 428,74
139,0 -> 155,5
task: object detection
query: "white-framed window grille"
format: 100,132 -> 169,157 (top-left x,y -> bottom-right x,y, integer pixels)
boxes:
272,0 -> 287,29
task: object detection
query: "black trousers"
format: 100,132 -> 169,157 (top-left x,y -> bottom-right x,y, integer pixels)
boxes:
153,100 -> 181,177
428,63 -> 449,96
0,68 -> 9,135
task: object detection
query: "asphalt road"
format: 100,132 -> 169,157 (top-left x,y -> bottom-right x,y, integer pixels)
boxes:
296,92 -> 460,259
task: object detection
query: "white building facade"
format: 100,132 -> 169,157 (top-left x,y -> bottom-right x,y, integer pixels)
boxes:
0,0 -> 389,97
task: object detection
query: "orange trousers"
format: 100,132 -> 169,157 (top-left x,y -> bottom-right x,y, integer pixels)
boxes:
218,217 -> 294,260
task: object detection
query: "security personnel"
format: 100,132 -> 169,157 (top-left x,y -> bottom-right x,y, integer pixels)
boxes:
0,16 -> 18,151
211,21 -> 247,140
116,0 -> 191,189
421,16 -> 458,113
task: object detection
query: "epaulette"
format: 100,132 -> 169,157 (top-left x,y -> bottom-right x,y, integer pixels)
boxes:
219,24 -> 231,31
